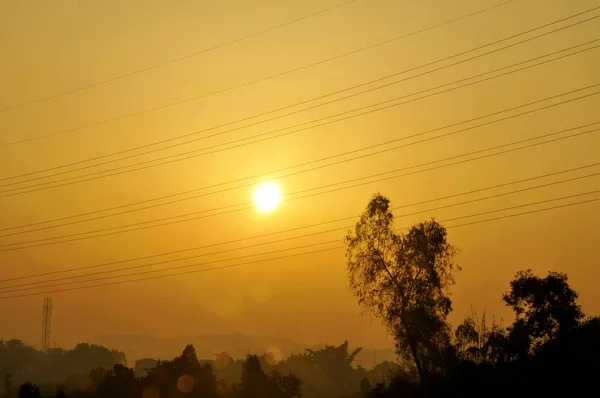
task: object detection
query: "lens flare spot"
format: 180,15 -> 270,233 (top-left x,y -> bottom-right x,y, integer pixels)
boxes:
177,374 -> 195,393
265,346 -> 284,365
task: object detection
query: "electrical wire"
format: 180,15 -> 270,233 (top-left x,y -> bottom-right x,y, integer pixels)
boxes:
3,10 -> 597,184
0,2 -> 597,301
0,0 -> 519,144
0,80 -> 598,243
1,192 -> 598,300
2,75 -> 600,236
3,41 -> 600,197
0,122 -> 598,252
0,0 -> 359,116
2,160 -> 599,284
2,167 -> 599,292
0,239 -> 343,293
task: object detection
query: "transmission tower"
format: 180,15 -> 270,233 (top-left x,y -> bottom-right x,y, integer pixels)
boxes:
41,298 -> 53,354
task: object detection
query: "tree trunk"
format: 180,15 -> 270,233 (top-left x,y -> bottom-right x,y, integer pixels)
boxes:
401,316 -> 424,382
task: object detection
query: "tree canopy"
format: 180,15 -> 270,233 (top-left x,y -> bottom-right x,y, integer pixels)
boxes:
345,193 -> 459,379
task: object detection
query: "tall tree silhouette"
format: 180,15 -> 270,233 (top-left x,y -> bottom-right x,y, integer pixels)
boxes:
345,194 -> 459,380
141,344 -> 219,398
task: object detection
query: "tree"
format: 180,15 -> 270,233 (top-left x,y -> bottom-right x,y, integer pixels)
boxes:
345,194 -> 459,380
360,376 -> 371,393
239,355 -> 302,398
502,269 -> 583,350
269,370 -> 303,397
18,382 -> 40,398
455,310 -> 497,364
6,340 -> 25,350
4,374 -> 14,397
96,364 -> 139,398
305,341 -> 361,391
214,351 -> 235,370
66,343 -> 126,378
55,388 -> 67,398
141,345 -> 219,398
240,355 -> 268,398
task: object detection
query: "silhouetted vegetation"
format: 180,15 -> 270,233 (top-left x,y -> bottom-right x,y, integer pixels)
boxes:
2,193 -> 599,397
17,382 -> 40,398
346,194 -> 459,380
345,194 -> 600,397
0,342 -> 125,397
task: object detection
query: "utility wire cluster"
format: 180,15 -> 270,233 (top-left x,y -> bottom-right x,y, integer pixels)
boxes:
1,0 -> 598,300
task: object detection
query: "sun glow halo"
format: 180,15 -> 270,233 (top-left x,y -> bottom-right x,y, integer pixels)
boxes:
253,181 -> 282,213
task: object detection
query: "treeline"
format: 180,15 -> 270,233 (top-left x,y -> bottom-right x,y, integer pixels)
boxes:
345,193 -> 600,397
365,271 -> 600,397
6,267 -> 599,398
3,192 -> 600,397
1,340 -> 392,398
0,342 -> 125,394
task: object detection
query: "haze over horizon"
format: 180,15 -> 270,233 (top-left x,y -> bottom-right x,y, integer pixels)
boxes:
1,0 -> 599,362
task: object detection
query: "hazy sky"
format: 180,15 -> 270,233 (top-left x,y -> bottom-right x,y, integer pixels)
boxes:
1,0 -> 599,354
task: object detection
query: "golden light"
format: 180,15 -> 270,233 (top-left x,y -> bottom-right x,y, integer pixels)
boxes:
253,181 -> 282,213
265,346 -> 284,365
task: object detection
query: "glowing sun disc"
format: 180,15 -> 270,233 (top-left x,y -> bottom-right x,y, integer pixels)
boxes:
253,181 -> 281,212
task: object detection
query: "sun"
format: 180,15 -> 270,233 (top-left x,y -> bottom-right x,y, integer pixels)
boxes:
253,181 -> 282,213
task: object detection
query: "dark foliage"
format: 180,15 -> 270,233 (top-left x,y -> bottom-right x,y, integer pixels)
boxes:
5,194 -> 600,397
345,194 -> 459,379
367,271 -> 600,397
17,382 -> 40,398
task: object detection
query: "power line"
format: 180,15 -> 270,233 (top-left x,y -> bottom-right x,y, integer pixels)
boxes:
2,160 -> 598,284
3,42 -> 600,197
2,117 -> 600,242
2,72 -> 599,237
0,123 -> 597,253
2,168 -> 599,292
1,240 -> 342,293
441,191 -> 600,225
12,186 -> 600,294
1,193 -> 598,300
445,198 -> 599,229
0,0 -> 518,146
3,11 -> 597,184
0,0 -> 359,116
1,87 -> 598,241
0,246 -> 343,300
1,119 -> 597,249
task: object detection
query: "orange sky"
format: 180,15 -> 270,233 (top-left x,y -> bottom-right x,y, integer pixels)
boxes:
1,0 -> 599,354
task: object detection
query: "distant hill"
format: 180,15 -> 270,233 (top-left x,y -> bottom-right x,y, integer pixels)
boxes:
92,333 -> 307,363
